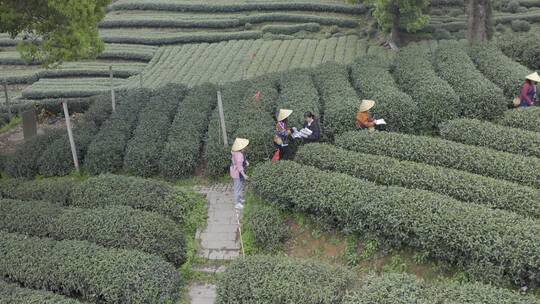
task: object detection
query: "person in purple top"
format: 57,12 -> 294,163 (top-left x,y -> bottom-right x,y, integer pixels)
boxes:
230,138 -> 249,209
520,72 -> 539,108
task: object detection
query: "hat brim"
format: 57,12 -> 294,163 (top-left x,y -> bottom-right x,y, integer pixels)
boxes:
526,73 -> 540,82
358,100 -> 375,112
231,139 -> 249,152
277,109 -> 293,121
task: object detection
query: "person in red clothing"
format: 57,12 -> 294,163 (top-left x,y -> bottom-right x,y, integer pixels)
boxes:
519,72 -> 540,108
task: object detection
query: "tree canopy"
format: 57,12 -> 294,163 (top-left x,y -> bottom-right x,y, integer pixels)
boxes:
369,0 -> 429,43
0,0 -> 110,66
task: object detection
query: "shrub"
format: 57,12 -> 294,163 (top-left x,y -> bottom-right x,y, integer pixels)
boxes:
311,62 -> 359,139
0,231 -> 181,303
497,107 -> 540,132
101,30 -> 263,45
0,178 -> 76,204
239,13 -> 358,28
70,174 -> 192,223
433,28 -> 452,40
252,161 -> 540,286
506,0 -> 521,12
393,44 -> 460,130
496,23 -> 506,32
440,118 -> 540,158
0,199 -> 186,265
160,83 -> 216,179
124,84 -> 186,177
468,43 -> 532,99
350,57 -> 419,133
0,280 -> 83,304
244,202 -> 288,252
335,131 -> 540,188
434,40 -> 507,120
511,20 -> 531,32
276,69 -> 320,128
84,88 -> 152,174
295,143 -> 540,218
498,32 -> 540,69
261,23 -> 321,35
344,273 -> 540,303
215,255 -> 354,304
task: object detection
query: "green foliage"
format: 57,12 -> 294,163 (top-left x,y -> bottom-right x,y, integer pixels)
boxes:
434,40 -> 507,120
252,161 -> 540,286
70,174 -> 193,223
497,107 -> 540,132
160,83 -> 216,179
215,255 -> 354,304
261,23 -> 321,35
344,273 -> 540,303
393,44 -> 460,130
0,0 -> 110,66
276,69 -> 320,128
511,19 -> 531,32
369,0 -> 430,33
311,62 -> 359,139
295,143 -> 540,218
498,32 -> 540,69
124,84 -> 186,177
0,231 -> 181,303
0,177 -> 76,204
440,118 -> 540,158
335,131 -> 540,188
0,280 -> 83,304
101,30 -> 263,45
243,197 -> 288,253
350,57 -> 419,133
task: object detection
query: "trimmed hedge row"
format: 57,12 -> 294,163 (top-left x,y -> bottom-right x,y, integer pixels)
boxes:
160,83 -> 216,179
276,69 -> 320,128
498,32 -> 540,70
84,88 -> 152,174
350,57 -> 419,133
205,75 -> 278,177
108,1 -> 366,14
497,107 -> 540,132
344,273 -> 540,303
0,231 -> 181,303
440,118 -> 540,158
468,43 -> 532,100
252,161 -> 540,286
216,255 -> 354,304
0,178 -> 76,204
0,280 -> 83,304
240,13 -> 358,28
0,199 -> 186,265
335,131 -> 540,188
295,143 -> 540,218
124,84 -> 186,177
261,23 -> 321,35
434,41 -> 507,120
311,62 -> 359,140
101,30 -> 263,45
393,44 -> 460,130
244,202 -> 288,253
0,96 -> 93,118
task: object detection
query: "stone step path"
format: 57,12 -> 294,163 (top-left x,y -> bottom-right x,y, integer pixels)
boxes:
189,183 -> 242,304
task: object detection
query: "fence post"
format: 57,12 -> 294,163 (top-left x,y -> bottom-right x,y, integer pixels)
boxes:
217,89 -> 228,147
3,78 -> 12,118
109,66 -> 116,113
62,100 -> 80,173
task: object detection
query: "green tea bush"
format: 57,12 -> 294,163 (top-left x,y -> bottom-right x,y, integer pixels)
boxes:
0,199 -> 186,265
101,30 -> 263,45
0,280 -> 83,304
276,69 -> 320,128
239,13 -> 358,28
511,20 -> 531,32
261,23 -> 321,35
350,57 -> 419,133
0,231 -> 181,303
497,107 -> 540,132
244,203 -> 288,252
393,44 -> 460,130
160,83 -> 216,179
99,43 -> 157,62
85,88 -> 152,174
440,118 -> 540,158
335,131 -> 540,188
124,84 -> 186,177
434,40 -> 507,120
506,0 -> 521,12
468,43 -> 531,99
498,33 -> 540,69
295,143 -> 540,218
252,161 -> 540,286
70,174 -> 191,223
216,255 -> 354,304
344,273 -> 540,303
0,178 -> 76,204
311,62 -> 359,139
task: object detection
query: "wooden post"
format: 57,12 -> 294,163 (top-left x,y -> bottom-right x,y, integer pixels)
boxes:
62,101 -> 80,173
3,78 -> 12,118
109,66 -> 116,113
217,90 -> 228,147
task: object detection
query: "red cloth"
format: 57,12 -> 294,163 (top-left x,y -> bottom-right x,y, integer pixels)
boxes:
520,82 -> 535,106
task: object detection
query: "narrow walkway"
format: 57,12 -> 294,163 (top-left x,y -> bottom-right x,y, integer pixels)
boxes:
189,183 -> 241,304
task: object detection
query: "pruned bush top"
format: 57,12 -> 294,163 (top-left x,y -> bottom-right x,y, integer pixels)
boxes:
252,161 -> 540,286
497,107 -> 540,132
498,32 -> 540,70
0,177 -> 76,204
295,143 -> 540,218
0,231 -> 181,303
335,131 -> 540,188
216,255 -> 354,304
0,280 -> 83,304
244,202 -> 288,252
277,69 -> 320,128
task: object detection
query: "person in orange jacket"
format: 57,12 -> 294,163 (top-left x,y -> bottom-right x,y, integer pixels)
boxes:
356,99 -> 376,130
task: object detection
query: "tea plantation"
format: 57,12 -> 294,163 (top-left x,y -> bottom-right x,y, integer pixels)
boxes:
1,0 -> 540,303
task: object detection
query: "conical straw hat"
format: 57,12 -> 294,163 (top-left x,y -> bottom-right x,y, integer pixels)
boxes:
526,72 -> 540,82
277,109 -> 293,121
231,138 -> 249,152
358,99 -> 375,112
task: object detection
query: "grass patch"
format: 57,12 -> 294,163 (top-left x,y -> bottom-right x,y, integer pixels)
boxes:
0,116 -> 21,134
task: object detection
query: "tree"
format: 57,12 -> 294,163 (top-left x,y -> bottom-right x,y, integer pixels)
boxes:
370,0 -> 430,44
467,0 -> 493,43
0,0 -> 110,66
